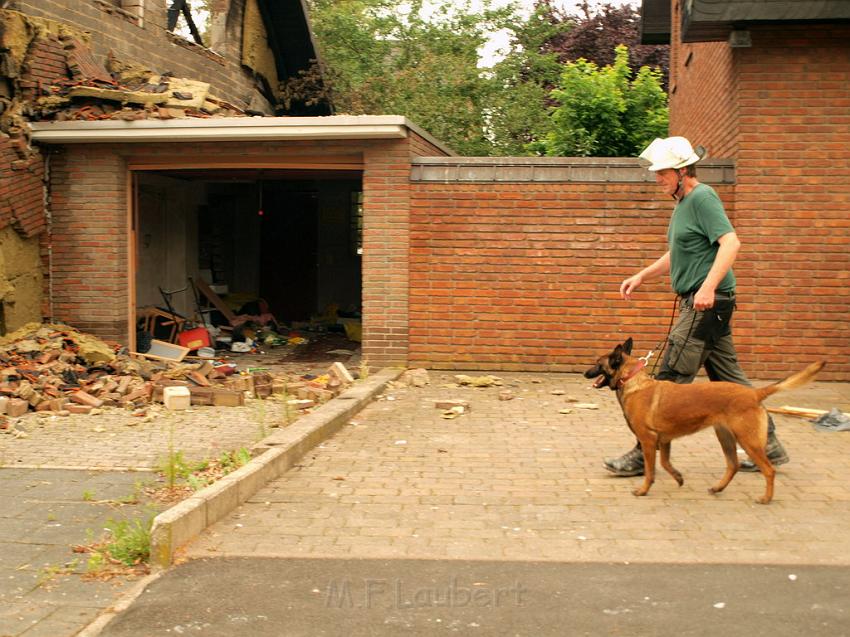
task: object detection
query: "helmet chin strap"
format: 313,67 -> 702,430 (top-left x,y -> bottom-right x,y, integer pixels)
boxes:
672,168 -> 686,200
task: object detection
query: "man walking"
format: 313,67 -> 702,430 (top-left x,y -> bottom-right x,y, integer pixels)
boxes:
604,136 -> 789,476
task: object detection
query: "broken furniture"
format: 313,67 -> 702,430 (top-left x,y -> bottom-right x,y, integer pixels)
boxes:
194,278 -> 237,325
137,306 -> 186,344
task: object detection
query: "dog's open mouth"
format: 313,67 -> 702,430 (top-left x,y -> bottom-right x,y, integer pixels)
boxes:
591,375 -> 606,388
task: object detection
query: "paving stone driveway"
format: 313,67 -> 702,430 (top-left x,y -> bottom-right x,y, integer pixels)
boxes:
0,396 -> 291,637
188,371 -> 850,565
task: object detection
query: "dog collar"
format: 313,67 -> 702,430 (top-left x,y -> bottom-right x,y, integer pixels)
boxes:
616,360 -> 646,388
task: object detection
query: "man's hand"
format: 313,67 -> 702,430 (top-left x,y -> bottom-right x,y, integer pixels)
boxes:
693,286 -> 715,311
620,274 -> 643,300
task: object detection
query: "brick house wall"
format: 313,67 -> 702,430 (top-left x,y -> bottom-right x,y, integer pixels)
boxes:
361,138 -> 414,366
360,129 -> 452,365
667,0 -> 737,159
669,16 -> 850,380
46,144 -> 128,340
16,3 -> 850,379
0,121 -> 45,333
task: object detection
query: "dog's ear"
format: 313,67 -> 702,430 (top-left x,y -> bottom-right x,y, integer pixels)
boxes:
622,337 -> 633,355
610,344 -> 624,369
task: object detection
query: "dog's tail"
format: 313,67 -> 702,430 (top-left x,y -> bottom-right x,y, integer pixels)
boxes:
755,361 -> 826,402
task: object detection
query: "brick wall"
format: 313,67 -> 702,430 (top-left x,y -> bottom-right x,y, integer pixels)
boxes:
357,128 -> 450,366
47,145 -> 128,341
668,0 -> 737,159
731,24 -> 850,379
0,135 -> 45,238
41,134 -> 850,379
408,158 -> 740,371
361,139 -> 412,366
16,20 -> 69,102
666,14 -> 850,379
12,0 -> 265,110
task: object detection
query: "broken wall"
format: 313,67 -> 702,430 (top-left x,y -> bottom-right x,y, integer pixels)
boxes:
0,127 -> 44,236
0,225 -> 42,333
0,11 -> 49,333
11,0 -> 277,112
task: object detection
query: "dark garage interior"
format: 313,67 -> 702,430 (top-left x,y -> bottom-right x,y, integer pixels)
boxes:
133,169 -> 363,348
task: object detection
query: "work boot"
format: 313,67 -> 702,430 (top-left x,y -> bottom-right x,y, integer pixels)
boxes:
739,432 -> 789,472
603,444 -> 645,476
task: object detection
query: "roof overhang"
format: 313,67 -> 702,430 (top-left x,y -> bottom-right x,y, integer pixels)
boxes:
641,0 -> 850,44
639,0 -> 671,45
29,115 -> 455,156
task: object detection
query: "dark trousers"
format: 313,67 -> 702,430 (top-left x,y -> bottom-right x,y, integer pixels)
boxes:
636,293 -> 776,450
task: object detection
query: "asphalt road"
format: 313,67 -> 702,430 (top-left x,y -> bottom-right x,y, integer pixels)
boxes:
99,557 -> 849,636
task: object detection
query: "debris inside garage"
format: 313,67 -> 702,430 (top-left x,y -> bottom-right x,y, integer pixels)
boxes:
0,322 -> 359,426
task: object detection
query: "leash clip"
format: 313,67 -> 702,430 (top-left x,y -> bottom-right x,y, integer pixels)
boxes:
638,350 -> 655,363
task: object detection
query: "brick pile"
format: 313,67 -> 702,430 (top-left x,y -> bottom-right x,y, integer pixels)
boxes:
0,323 -> 356,421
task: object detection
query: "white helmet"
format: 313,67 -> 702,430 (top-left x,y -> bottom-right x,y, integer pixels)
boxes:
639,136 -> 701,171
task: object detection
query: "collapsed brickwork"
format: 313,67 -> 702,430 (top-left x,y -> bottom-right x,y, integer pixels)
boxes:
0,1 -> 323,335
0,11 -> 52,332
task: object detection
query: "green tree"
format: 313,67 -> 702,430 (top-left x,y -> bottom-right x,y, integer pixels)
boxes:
483,3 -> 567,155
307,0 -> 514,155
531,44 -> 667,157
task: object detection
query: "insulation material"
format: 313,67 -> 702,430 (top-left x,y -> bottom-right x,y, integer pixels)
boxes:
0,227 -> 42,331
240,0 -> 279,91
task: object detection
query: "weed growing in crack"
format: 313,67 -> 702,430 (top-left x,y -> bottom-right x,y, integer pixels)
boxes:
219,447 -> 252,473
37,560 -> 79,587
85,513 -> 155,571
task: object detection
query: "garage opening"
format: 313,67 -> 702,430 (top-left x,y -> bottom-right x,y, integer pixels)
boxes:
132,168 -> 363,368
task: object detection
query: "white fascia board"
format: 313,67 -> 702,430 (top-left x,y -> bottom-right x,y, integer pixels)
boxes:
29,115 -> 456,155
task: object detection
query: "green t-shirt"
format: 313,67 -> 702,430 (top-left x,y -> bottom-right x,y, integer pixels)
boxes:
667,183 -> 736,295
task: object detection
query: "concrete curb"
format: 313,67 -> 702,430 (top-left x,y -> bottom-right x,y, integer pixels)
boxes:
149,367 -> 403,568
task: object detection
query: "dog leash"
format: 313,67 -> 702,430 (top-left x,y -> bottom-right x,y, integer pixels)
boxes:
640,295 -> 696,378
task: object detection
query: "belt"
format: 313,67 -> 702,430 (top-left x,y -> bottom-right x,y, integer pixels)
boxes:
682,290 -> 735,300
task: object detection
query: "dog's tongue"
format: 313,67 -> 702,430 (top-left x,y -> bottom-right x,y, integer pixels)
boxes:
592,375 -> 605,388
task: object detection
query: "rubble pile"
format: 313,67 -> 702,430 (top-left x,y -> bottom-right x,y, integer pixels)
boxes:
0,323 -> 356,421
32,32 -> 251,122
38,75 -> 248,122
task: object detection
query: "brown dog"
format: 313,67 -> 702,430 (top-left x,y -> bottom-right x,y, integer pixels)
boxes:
584,338 -> 825,504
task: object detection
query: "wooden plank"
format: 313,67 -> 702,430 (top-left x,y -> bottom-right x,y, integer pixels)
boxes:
67,85 -> 169,105
766,406 -> 828,419
194,279 -> 237,324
